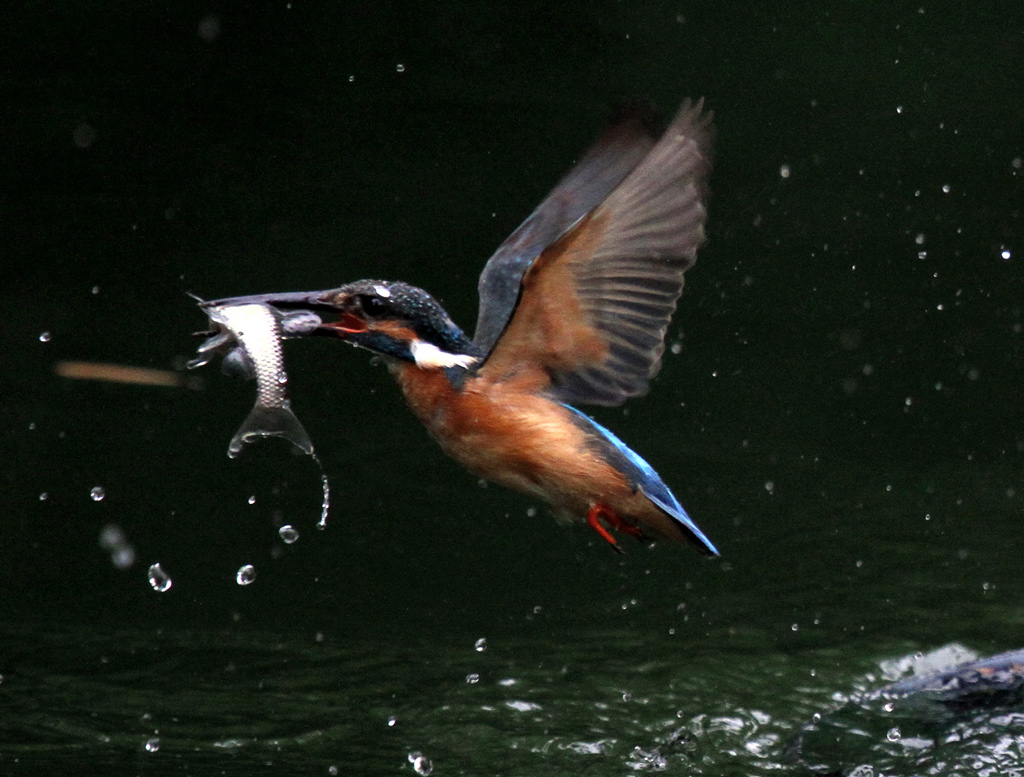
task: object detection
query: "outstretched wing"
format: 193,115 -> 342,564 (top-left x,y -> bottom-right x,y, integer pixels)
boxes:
476,99 -> 713,406
472,103 -> 663,356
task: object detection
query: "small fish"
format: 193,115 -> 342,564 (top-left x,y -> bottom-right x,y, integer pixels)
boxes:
189,302 -> 314,458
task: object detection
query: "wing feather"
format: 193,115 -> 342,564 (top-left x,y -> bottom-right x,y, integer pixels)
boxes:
472,104 -> 663,355
479,99 -> 713,405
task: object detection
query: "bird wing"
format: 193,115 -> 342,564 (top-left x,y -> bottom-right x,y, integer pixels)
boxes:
472,103 -> 663,355
476,99 -> 713,405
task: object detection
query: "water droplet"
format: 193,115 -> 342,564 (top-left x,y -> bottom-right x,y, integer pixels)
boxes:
247,495 -> 257,505
111,546 -> 136,569
277,371 -> 288,384
915,233 -> 925,245
407,752 -> 433,775
144,737 -> 160,752
886,726 -> 901,742
1001,248 -> 1012,260
72,123 -> 97,149
236,564 -> 256,586
896,105 -> 904,114
779,163 -> 791,178
791,623 -> 799,631
465,673 -> 480,684
764,481 -> 775,494
197,14 -> 221,42
328,767 -> 339,776
98,524 -> 125,550
317,471 -> 330,530
387,715 -> 397,727
347,75 -> 355,83
525,506 -> 537,518
279,525 -> 299,544
148,563 -> 173,592
90,486 -> 106,502
395,63 -> 406,73
39,331 -> 52,343
38,492 -> 48,501
474,638 -> 487,652
941,184 -> 951,193
670,341 -> 682,355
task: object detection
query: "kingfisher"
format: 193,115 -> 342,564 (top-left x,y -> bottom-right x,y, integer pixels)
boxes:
203,99 -> 718,556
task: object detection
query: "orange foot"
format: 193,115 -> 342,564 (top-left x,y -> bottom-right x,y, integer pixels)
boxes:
586,504 -> 647,554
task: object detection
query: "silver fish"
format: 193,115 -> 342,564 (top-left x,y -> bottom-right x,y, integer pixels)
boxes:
190,302 -> 314,458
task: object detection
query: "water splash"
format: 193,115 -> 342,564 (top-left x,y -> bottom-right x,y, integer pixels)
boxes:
407,752 -> 433,775
312,453 -> 330,530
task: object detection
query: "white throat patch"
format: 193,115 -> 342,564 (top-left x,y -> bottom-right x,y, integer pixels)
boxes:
410,340 -> 479,370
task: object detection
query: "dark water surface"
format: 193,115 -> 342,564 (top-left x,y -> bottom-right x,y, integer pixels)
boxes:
3,1 -> 1023,775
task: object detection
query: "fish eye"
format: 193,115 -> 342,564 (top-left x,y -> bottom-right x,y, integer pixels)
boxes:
358,294 -> 388,317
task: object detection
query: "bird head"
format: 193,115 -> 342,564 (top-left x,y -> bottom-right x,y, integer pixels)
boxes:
200,280 -> 482,371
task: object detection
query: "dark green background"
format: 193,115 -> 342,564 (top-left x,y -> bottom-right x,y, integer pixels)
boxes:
2,2 -> 1022,774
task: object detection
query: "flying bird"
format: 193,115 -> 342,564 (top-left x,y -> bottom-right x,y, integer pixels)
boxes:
203,99 -> 717,556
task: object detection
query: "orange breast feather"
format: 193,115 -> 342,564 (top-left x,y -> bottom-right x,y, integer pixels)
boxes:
392,364 -> 628,514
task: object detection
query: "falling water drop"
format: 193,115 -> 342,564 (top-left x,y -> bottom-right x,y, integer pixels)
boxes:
236,564 -> 256,586
90,486 -> 106,502
39,331 -> 52,343
279,525 -> 300,544
474,637 -> 487,652
316,469 -> 330,530
147,563 -> 173,592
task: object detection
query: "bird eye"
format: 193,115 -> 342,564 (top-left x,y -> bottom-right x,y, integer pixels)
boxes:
358,295 -> 388,317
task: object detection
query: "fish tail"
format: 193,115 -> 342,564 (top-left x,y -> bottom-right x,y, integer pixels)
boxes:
228,401 -> 315,458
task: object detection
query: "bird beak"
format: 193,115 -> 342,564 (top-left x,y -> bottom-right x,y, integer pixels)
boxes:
197,289 -> 367,338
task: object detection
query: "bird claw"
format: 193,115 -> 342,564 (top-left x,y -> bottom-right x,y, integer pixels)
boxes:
587,503 -> 647,553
